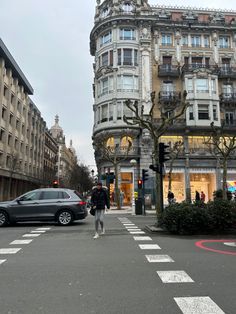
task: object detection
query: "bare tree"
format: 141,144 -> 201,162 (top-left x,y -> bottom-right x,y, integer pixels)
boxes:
167,141 -> 184,192
124,91 -> 189,214
93,133 -> 132,210
204,122 -> 236,200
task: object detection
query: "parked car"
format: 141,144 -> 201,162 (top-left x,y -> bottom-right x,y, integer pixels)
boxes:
0,188 -> 88,227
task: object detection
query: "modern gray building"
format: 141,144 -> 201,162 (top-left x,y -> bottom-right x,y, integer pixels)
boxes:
90,0 -> 236,205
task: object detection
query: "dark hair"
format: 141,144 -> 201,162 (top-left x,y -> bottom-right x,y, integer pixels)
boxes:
97,182 -> 102,186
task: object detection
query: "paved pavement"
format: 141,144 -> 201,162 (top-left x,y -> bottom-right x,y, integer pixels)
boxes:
0,214 -> 235,314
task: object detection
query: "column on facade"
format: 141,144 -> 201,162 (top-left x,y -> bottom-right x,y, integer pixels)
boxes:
153,31 -> 160,63
212,32 -> 219,64
141,47 -> 152,114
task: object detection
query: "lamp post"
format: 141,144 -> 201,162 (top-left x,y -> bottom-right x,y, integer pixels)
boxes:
130,159 -> 137,215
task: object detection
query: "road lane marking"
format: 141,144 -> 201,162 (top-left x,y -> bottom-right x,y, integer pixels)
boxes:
174,296 -> 225,314
0,248 -> 21,254
195,239 -> 236,255
10,240 -> 33,245
127,228 -> 141,232
224,242 -> 236,247
124,226 -> 137,228
129,231 -> 145,234
36,228 -> 51,230
157,271 -> 194,283
139,244 -> 161,250
133,236 -> 152,241
30,230 -> 46,233
145,255 -> 174,263
22,234 -> 41,237
0,260 -> 6,265
123,223 -> 135,226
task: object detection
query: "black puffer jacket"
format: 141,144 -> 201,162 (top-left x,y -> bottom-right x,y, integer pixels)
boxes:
91,188 -> 110,210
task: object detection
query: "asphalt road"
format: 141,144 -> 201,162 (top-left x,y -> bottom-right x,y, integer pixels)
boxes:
0,214 -> 235,314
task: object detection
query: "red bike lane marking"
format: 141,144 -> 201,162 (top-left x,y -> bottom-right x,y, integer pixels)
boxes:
195,239 -> 236,255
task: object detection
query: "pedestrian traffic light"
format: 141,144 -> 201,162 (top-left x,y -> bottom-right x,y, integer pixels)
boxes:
142,169 -> 149,182
159,142 -> 170,164
53,180 -> 59,188
149,164 -> 159,172
138,179 -> 143,189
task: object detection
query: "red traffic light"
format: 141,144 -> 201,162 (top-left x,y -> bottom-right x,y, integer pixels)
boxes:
53,180 -> 59,188
138,179 -> 143,189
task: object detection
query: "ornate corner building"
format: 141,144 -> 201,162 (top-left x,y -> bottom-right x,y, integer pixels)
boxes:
90,0 -> 236,205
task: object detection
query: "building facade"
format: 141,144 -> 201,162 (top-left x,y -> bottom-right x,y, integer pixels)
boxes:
90,0 -> 236,205
0,39 -> 47,201
43,130 -> 58,186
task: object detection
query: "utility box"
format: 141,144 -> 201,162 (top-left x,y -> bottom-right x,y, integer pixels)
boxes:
135,198 -> 143,215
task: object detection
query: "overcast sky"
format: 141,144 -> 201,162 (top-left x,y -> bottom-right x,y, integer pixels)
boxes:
1,0 -> 236,169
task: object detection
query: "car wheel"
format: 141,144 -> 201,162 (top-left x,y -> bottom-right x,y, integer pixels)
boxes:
57,210 -> 73,226
0,210 -> 8,227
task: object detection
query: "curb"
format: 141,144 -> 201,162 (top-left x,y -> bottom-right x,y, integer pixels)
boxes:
145,224 -> 165,233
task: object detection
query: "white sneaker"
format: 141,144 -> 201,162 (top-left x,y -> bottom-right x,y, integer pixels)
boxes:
93,233 -> 99,239
101,228 -> 105,235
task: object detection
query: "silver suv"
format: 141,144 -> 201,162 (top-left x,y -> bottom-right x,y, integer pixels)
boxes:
0,188 -> 88,227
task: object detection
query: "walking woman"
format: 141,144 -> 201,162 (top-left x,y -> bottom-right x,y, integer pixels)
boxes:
91,182 -> 110,239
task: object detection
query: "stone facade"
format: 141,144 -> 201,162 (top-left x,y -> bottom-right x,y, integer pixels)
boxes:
90,0 -> 236,204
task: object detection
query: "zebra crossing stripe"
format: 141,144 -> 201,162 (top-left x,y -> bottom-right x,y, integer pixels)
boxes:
174,296 -> 225,314
133,236 -> 152,241
10,240 -> 33,245
0,260 -> 6,265
157,271 -> 194,283
129,231 -> 145,234
146,255 -> 174,263
0,248 -> 21,254
30,230 -> 46,233
127,229 -> 141,232
139,244 -> 161,250
125,226 -> 138,228
22,234 -> 41,237
36,228 -> 51,230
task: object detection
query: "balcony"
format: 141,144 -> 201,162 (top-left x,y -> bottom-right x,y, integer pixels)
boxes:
222,119 -> 236,129
218,67 -> 236,79
95,146 -> 140,161
220,93 -> 236,104
158,64 -> 180,77
182,64 -> 218,74
158,91 -> 181,104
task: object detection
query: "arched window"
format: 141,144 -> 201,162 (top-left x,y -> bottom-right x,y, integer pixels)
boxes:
106,137 -> 115,147
121,136 -> 132,148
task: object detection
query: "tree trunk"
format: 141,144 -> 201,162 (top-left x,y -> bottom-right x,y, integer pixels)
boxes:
168,159 -> 174,192
222,158 -> 228,200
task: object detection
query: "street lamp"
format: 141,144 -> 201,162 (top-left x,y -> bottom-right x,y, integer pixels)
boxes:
130,159 -> 137,215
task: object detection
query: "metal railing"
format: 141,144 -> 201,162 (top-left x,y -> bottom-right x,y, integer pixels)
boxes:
158,64 -> 180,77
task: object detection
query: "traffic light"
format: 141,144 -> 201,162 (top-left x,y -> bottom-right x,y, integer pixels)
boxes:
149,164 -> 159,172
159,142 -> 170,164
138,179 -> 143,189
53,180 -> 59,188
142,169 -> 149,182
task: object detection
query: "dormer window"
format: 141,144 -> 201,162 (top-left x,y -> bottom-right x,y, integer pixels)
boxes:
122,3 -> 133,13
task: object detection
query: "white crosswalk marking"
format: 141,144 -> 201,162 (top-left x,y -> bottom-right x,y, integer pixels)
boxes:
224,242 -> 236,247
129,231 -> 145,234
22,234 -> 41,237
157,271 -> 194,283
127,229 -> 141,232
133,236 -> 152,241
30,230 -> 46,233
139,244 -> 161,250
10,240 -> 33,245
124,226 -> 138,228
36,228 -> 51,230
0,248 -> 21,254
0,260 -> 6,265
174,296 -> 225,314
123,224 -> 135,226
145,255 -> 174,263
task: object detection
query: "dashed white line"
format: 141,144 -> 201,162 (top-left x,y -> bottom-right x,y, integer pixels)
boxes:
157,271 -> 194,283
129,231 -> 145,234
22,234 -> 41,238
125,226 -> 138,228
123,224 -> 135,226
10,240 -> 33,245
174,296 -> 225,314
127,229 -> 141,232
145,255 -> 174,263
139,244 -> 161,250
0,248 -> 21,254
133,236 -> 152,241
30,230 -> 46,233
0,260 -> 6,265
36,227 -> 51,230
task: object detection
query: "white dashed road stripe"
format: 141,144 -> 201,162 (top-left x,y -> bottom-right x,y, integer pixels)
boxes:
174,296 -> 225,314
127,229 -> 141,232
36,228 -> 51,230
157,271 -> 194,283
133,236 -> 152,241
10,240 -> 33,245
146,255 -> 174,263
129,231 -> 145,234
30,230 -> 46,233
22,234 -> 41,237
224,242 -> 236,247
0,248 -> 21,254
139,244 -> 161,250
123,223 -> 135,226
125,226 -> 138,228
0,260 -> 6,265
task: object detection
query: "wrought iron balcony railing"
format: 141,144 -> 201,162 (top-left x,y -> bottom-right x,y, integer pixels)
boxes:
158,91 -> 181,103
158,64 -> 180,77
220,93 -> 236,103
218,67 -> 236,79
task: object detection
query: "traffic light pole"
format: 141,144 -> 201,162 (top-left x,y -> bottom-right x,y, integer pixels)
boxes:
142,180 -> 146,215
159,163 -> 164,213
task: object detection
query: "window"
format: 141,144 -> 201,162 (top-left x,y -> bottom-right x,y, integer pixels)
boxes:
101,104 -> 108,122
41,191 -> 61,200
187,79 -> 193,93
213,105 -> 218,121
117,102 -> 122,120
9,113 -> 13,125
122,3 -> 133,13
189,106 -> 194,120
15,139 -> 18,149
11,94 -> 14,104
204,36 -> 210,47
1,107 -> 6,120
100,50 -> 113,67
61,192 -> 70,199
117,75 -> 138,91
191,35 -> 201,47
123,102 -> 133,119
100,31 -> 112,47
8,134 -> 12,145
120,28 -> 135,40
221,58 -> 231,73
219,36 -> 230,48
117,48 -> 138,66
196,79 -> 208,93
101,52 -> 109,66
98,76 -> 113,96
192,57 -> 203,68
109,103 -> 113,121
106,137 -> 115,147
4,86 -> 8,97
0,129 -> 5,142
121,136 -> 132,147
211,79 -> 216,94
162,34 -> 172,46
182,35 -> 188,46
20,190 -> 41,201
225,112 -> 234,125
198,105 -> 209,120
162,81 -> 174,95
222,84 -> 232,98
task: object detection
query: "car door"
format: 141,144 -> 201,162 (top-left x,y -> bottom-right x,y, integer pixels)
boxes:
36,190 -> 63,219
8,190 -> 43,221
